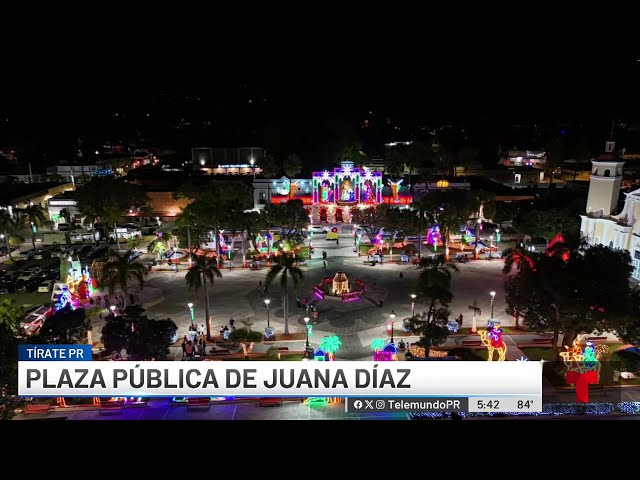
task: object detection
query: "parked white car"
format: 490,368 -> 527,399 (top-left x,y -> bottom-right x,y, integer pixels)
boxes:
308,225 -> 329,234
38,280 -> 55,293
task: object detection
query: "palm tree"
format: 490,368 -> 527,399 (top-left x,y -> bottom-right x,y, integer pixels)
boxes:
416,254 -> 459,321
468,300 -> 481,333
93,250 -> 147,297
184,254 -> 222,340
283,153 -> 302,178
319,335 -> 342,360
413,198 -> 434,259
18,204 -> 47,249
0,210 -> 16,260
265,253 -> 304,335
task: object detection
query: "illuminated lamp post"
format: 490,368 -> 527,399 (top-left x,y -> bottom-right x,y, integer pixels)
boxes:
489,235 -> 494,260
187,303 -> 195,326
110,305 -> 117,317
490,291 -> 496,320
410,294 -> 416,317
388,310 -> 396,344
304,316 -> 310,348
264,299 -> 271,327
250,158 -> 255,179
474,218 -> 482,260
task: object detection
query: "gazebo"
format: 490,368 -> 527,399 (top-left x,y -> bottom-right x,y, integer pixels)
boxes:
332,272 -> 350,295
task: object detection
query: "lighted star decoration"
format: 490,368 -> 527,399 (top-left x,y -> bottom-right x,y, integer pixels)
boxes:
517,356 -> 528,361
320,170 -> 333,184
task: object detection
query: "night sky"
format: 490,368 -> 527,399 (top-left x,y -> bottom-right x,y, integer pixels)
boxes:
1,47 -> 638,166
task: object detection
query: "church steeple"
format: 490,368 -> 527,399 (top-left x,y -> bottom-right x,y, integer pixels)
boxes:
585,141 -> 624,216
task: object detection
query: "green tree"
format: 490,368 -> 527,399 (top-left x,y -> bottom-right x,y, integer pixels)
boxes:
283,153 -> 303,178
91,249 -> 147,296
504,243 -> 633,356
260,153 -> 281,179
75,177 -> 151,250
264,200 -> 309,239
59,208 -> 73,224
404,311 -> 449,357
127,235 -> 141,250
36,306 -> 90,344
18,204 -> 47,249
0,299 -> 22,419
101,305 -> 177,360
265,253 -> 304,335
0,210 -> 17,260
350,204 -> 391,244
385,147 -> 407,176
229,321 -> 263,358
416,254 -> 459,323
185,254 -> 222,340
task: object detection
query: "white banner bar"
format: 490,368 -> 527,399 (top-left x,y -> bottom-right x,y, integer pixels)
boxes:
19,361 -> 542,397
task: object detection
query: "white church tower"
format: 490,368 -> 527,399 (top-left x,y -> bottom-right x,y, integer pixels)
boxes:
585,141 -> 624,217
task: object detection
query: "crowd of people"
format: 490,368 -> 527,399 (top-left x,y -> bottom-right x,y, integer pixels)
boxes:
181,324 -> 208,361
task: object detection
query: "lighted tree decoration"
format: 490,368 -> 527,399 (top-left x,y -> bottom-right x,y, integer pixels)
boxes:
319,335 -> 342,360
228,320 -> 263,359
371,338 -> 386,352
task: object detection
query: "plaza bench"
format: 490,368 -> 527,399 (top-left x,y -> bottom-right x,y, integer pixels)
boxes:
259,397 -> 283,407
187,397 -> 211,410
462,340 -> 482,347
24,403 -> 50,414
533,338 -> 553,345
586,336 -> 608,343
99,400 -> 124,415
208,348 -> 230,356
278,347 -> 289,351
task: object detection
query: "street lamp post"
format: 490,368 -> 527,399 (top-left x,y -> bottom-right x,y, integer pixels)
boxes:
304,316 -> 310,348
250,158 -> 255,179
410,294 -> 416,317
474,218 -> 482,260
264,299 -> 271,327
110,305 -> 117,317
489,235 -> 494,260
187,303 -> 195,326
389,310 -> 396,344
490,291 -> 496,319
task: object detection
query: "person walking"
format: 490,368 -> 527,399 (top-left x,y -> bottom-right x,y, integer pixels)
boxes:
181,337 -> 187,360
229,317 -> 235,329
322,250 -> 327,260
201,338 -> 207,356
129,292 -> 135,305
185,341 -> 193,361
336,237 -> 339,246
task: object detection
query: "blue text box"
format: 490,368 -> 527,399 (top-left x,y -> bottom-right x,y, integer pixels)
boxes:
19,345 -> 92,361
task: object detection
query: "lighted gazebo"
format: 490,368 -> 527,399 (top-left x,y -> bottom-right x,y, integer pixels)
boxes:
332,272 -> 350,295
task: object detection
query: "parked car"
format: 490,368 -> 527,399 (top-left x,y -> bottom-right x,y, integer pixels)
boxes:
17,279 -> 41,293
0,281 -> 16,294
17,272 -> 36,282
38,280 -> 55,293
23,266 -> 42,274
88,245 -> 110,259
308,225 -> 329,234
57,223 -> 72,231
29,249 -> 51,260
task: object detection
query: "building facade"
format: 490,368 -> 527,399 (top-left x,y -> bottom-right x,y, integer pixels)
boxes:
579,141 -> 640,280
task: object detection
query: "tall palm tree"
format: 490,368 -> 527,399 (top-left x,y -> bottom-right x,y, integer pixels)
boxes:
0,210 -> 16,260
184,254 -> 222,340
416,254 -> 459,321
18,204 -> 47,249
413,198 -> 434,259
265,253 -> 304,335
93,250 -> 147,297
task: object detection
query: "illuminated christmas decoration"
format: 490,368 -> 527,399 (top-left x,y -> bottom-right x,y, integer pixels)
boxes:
429,350 -> 448,358
517,356 -> 529,361
306,323 -> 313,338
319,335 -> 342,360
595,344 -> 609,360
313,348 -> 326,361
436,179 -> 450,188
447,320 -> 460,333
264,327 -> 275,339
54,286 -> 76,311
304,397 -> 328,406
478,322 -> 507,361
223,330 -> 231,340
371,338 -> 386,352
409,345 -> 426,357
388,179 -> 404,203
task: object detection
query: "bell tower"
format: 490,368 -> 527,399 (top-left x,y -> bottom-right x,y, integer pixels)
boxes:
585,141 -> 624,216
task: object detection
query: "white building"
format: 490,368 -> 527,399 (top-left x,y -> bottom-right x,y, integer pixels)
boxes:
46,165 -> 99,183
48,193 -> 84,228
579,141 -> 640,279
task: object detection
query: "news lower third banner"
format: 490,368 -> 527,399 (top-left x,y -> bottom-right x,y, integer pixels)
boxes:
19,345 -> 542,398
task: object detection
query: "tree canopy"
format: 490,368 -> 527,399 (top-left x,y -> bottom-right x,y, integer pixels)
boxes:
101,305 -> 177,360
36,306 -> 90,344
